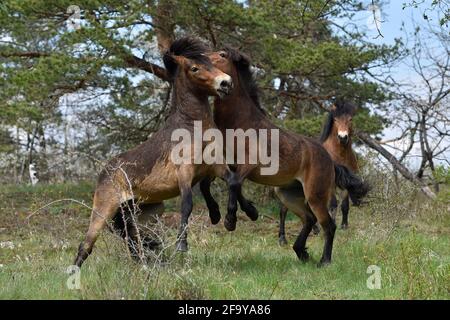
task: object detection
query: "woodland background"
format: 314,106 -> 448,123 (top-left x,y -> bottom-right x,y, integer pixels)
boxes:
0,0 -> 448,200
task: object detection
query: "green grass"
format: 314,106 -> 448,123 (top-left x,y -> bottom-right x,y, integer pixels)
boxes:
0,181 -> 449,299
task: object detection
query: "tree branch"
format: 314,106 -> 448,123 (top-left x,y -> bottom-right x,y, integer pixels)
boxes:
0,51 -> 50,58
356,131 -> 437,199
122,53 -> 169,81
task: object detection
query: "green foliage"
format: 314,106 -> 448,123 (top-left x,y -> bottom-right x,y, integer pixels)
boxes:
433,166 -> 450,203
0,128 -> 14,153
0,0 -> 401,181
353,108 -> 385,137
284,114 -> 326,138
433,165 -> 450,185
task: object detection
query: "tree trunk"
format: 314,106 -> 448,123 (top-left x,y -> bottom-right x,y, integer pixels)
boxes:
153,0 -> 176,55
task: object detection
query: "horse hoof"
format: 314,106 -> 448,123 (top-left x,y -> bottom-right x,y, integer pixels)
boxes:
224,215 -> 237,231
279,237 -> 288,246
208,205 -> 221,225
210,212 -> 221,225
318,258 -> 331,267
341,223 -> 348,230
142,237 -> 161,251
312,225 -> 321,235
295,249 -> 309,262
176,241 -> 188,252
244,203 -> 258,221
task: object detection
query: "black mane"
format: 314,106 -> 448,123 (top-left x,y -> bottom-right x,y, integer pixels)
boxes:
320,112 -> 335,142
163,37 -> 212,80
224,46 -> 266,115
319,100 -> 356,142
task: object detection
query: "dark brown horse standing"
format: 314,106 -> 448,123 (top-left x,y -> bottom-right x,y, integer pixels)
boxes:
200,48 -> 369,265
74,38 -> 240,267
278,101 -> 361,245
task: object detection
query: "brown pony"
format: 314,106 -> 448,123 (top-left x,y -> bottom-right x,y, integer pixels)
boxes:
200,48 -> 369,265
321,100 -> 359,228
278,101 -> 360,245
73,37 -> 240,267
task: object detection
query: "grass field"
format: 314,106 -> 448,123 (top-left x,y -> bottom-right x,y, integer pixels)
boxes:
0,180 -> 449,299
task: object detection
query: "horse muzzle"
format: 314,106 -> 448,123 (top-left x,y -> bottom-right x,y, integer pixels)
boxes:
338,134 -> 349,145
215,75 -> 233,98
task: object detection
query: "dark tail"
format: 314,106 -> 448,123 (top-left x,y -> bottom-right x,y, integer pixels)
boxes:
334,164 -> 370,206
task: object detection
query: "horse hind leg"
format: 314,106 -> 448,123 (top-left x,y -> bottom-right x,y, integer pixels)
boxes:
111,200 -> 141,261
137,202 -> 165,251
111,203 -> 137,259
292,210 -> 317,262
341,195 -> 350,229
74,191 -> 121,268
114,201 -> 154,262
275,184 -> 315,245
329,195 -> 338,222
312,222 -> 321,235
278,205 -> 288,246
308,198 -> 336,267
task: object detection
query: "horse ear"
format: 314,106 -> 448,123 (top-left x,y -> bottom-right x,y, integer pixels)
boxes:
163,54 -> 186,80
225,46 -> 251,67
237,51 -> 251,67
172,55 -> 187,66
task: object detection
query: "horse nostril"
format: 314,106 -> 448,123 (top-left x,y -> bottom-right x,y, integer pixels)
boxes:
220,80 -> 231,89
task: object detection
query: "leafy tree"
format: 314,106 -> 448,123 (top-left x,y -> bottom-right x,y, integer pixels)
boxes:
0,0 -> 401,182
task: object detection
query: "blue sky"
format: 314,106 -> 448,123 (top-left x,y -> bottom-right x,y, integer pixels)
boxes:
336,1 -> 449,168
357,0 -> 444,79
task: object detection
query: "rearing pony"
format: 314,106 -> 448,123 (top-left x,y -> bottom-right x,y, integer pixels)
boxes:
74,37 -> 239,267
200,48 -> 369,265
278,101 -> 360,245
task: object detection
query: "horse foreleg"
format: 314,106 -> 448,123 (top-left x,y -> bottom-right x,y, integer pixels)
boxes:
236,182 -> 258,221
199,177 -> 221,225
176,187 -> 193,252
176,166 -> 195,252
213,165 -> 239,231
234,166 -> 258,221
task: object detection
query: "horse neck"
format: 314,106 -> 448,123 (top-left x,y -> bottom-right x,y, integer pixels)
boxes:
324,129 -> 354,158
170,78 -> 213,124
213,80 -> 262,128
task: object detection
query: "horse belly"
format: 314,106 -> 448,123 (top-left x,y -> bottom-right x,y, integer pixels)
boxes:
247,165 -> 298,186
274,185 -> 309,219
135,160 -> 180,202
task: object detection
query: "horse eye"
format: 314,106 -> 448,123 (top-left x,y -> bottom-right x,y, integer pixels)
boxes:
191,66 -> 199,73
219,52 -> 227,58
